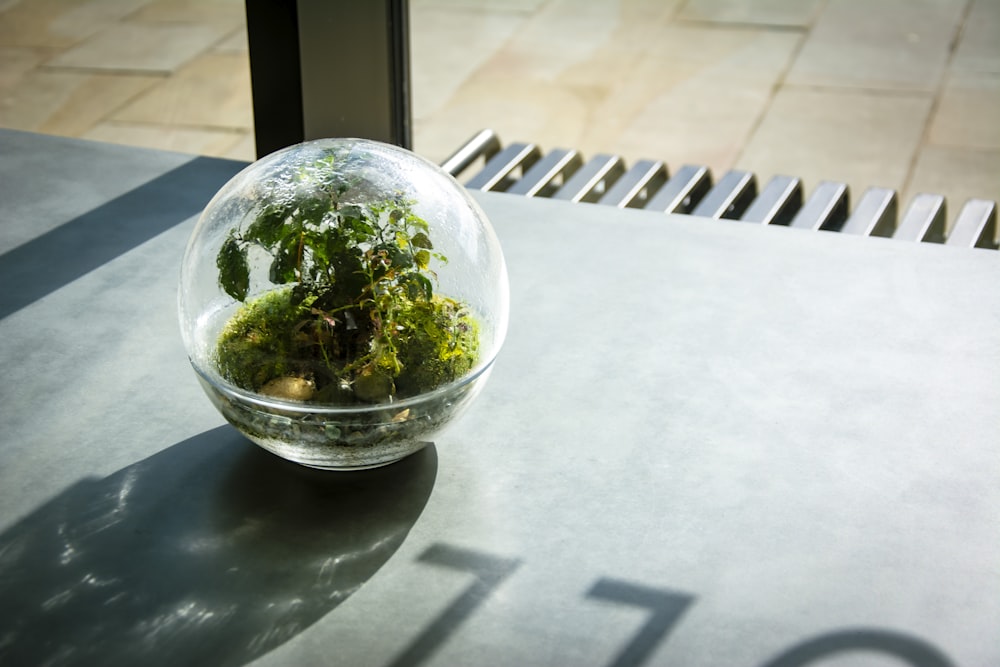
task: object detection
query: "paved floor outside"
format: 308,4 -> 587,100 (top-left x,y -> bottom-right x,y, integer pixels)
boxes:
1,0 -> 998,231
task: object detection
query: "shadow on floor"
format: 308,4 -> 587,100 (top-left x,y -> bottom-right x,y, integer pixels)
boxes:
0,426 -> 437,666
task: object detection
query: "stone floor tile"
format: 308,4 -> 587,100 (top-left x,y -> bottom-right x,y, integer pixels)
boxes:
129,0 -> 245,33
47,21 -> 225,73
0,46 -> 49,88
735,87 -> 933,197
470,3 -> 634,84
81,120 -> 244,157
612,79 -> 775,174
412,77 -> 590,165
412,0 -> 680,162
414,11 -> 797,168
641,23 -> 802,84
222,131 -> 255,162
903,146 -> 1000,231
582,26 -> 801,169
410,6 -> 529,121
110,52 -> 252,129
678,0 -> 824,27
0,0 -> 153,49
0,69 -> 157,136
38,74 -> 159,136
463,0 -> 679,87
411,0 -> 548,13
929,70 -> 1000,149
952,0 -> 1000,74
212,27 -> 247,54
787,0 -> 966,92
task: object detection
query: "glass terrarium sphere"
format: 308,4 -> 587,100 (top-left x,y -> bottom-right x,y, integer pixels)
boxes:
179,138 -> 509,469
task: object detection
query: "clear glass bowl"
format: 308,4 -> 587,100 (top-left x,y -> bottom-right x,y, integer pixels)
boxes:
178,138 -> 509,469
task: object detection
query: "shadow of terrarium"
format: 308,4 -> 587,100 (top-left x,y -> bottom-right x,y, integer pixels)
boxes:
0,426 -> 437,666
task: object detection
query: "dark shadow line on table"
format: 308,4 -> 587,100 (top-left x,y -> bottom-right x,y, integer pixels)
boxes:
0,156 -> 246,320
0,426 -> 437,667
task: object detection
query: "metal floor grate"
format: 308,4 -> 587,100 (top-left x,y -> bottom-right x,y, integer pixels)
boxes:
442,129 -> 999,251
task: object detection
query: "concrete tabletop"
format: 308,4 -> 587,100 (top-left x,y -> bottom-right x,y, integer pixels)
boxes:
0,129 -> 997,667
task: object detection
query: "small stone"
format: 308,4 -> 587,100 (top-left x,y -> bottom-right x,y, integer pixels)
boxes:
260,376 -> 316,402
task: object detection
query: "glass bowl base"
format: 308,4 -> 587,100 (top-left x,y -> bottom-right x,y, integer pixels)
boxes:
195,369 -> 487,470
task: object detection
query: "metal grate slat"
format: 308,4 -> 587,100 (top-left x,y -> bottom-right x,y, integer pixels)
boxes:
441,129 -> 500,178
643,164 -> 712,214
789,181 -> 850,231
894,194 -> 946,243
739,175 -> 802,225
691,170 -> 757,220
841,187 -> 897,237
552,154 -> 626,203
946,199 -> 998,249
506,149 -> 582,197
598,160 -> 668,208
464,142 -> 540,192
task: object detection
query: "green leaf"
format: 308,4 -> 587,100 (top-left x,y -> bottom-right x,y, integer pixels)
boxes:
269,234 -> 300,284
404,273 -> 433,301
332,249 -> 367,293
297,194 -> 330,224
410,232 -> 433,249
348,216 -> 375,239
415,249 -> 430,270
245,208 -> 286,246
388,246 -> 413,270
340,204 -> 363,219
407,213 -> 430,233
322,232 -> 350,269
217,235 -> 250,301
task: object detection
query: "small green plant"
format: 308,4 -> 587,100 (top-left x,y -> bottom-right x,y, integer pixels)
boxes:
214,154 -> 479,404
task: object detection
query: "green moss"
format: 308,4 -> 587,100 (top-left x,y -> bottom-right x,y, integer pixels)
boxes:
215,288 -> 481,403
215,289 -> 311,391
394,296 -> 480,397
